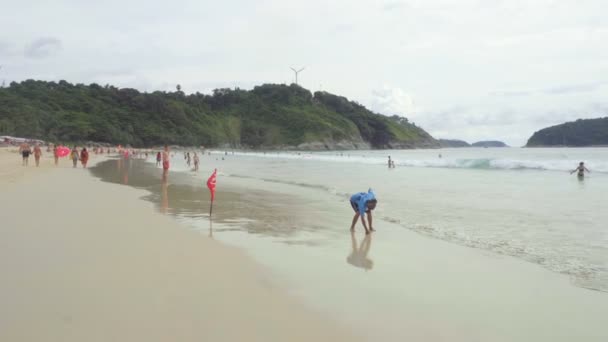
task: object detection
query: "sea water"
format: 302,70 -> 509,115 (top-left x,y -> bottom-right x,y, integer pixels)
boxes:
161,148 -> 608,293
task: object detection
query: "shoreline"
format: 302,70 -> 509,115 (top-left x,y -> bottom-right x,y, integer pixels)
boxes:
0,148 -> 363,341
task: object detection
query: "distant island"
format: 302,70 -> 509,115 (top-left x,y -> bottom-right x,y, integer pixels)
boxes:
438,139 -> 471,148
0,80 -> 439,150
471,141 -> 508,148
526,117 -> 608,147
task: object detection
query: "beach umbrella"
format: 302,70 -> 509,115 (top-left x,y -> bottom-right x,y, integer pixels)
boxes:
56,146 -> 71,157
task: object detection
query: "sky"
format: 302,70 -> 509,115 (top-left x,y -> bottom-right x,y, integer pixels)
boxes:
1,0 -> 607,146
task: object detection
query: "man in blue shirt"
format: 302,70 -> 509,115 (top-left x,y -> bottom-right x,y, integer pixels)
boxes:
349,189 -> 377,234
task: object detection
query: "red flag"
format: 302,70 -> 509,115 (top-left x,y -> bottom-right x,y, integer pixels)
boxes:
207,169 -> 217,202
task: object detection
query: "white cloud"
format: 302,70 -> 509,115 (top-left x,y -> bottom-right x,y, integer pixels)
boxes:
1,0 -> 607,146
370,86 -> 417,117
24,37 -> 62,58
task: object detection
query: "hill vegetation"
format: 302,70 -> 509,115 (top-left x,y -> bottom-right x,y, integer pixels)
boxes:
526,117 -> 608,147
438,139 -> 470,147
471,141 -> 508,148
0,80 -> 438,149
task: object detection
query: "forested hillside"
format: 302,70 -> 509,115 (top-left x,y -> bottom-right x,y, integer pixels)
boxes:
0,80 -> 438,149
526,117 -> 608,147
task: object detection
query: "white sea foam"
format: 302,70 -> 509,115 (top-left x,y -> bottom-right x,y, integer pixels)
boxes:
205,150 -> 608,173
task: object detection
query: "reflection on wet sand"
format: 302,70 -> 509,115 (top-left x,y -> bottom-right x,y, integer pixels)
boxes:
347,232 -> 373,271
91,159 -> 311,239
161,176 -> 169,214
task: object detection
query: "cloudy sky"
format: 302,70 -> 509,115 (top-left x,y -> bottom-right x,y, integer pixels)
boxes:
1,0 -> 607,146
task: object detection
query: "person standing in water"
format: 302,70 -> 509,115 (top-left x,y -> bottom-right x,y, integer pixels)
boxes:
193,152 -> 200,171
33,144 -> 42,167
387,156 -> 392,168
80,147 -> 89,168
349,189 -> 378,235
186,152 -> 191,167
571,162 -> 590,178
71,147 -> 79,168
156,151 -> 162,167
162,145 -> 170,179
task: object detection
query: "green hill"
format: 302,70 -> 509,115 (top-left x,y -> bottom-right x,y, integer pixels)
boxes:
438,139 -> 470,147
0,80 -> 438,149
471,140 -> 508,148
526,117 -> 608,147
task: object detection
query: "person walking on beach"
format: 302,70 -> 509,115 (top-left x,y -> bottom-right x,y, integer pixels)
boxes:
571,162 -> 590,178
53,145 -> 59,165
349,189 -> 377,235
71,147 -> 79,168
186,152 -> 191,167
80,147 -> 89,168
388,156 -> 392,168
162,145 -> 170,179
33,143 -> 42,167
19,143 -> 31,166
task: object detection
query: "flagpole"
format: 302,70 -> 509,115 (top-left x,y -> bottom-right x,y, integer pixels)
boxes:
207,168 -> 217,222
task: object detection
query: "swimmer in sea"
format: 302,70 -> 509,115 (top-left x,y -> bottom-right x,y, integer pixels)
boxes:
570,162 -> 590,178
349,189 -> 378,235
156,151 -> 162,167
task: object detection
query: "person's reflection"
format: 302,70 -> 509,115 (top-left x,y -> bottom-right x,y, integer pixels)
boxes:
121,158 -> 129,185
347,232 -> 374,271
161,174 -> 169,214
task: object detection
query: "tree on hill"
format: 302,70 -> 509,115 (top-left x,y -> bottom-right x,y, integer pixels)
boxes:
0,80 -> 438,149
526,117 -> 608,147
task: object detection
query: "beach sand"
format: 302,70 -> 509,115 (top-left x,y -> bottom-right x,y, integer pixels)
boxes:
0,148 -> 362,342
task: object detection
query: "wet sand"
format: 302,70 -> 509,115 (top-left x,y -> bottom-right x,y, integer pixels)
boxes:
0,149 -> 362,342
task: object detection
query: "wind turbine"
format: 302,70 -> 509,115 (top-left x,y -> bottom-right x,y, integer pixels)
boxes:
290,66 -> 305,85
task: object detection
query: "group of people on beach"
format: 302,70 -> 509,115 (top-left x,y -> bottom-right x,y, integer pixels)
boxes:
184,151 -> 200,171
18,143 -> 95,168
67,147 -> 89,168
18,143 -> 42,167
155,146 -> 201,174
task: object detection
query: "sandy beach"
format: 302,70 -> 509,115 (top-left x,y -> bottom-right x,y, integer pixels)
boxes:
0,148 -> 362,342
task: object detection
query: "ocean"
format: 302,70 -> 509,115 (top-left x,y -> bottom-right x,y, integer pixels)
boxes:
92,147 -> 608,341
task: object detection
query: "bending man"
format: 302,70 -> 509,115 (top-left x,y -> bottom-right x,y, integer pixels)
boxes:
349,189 -> 377,234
